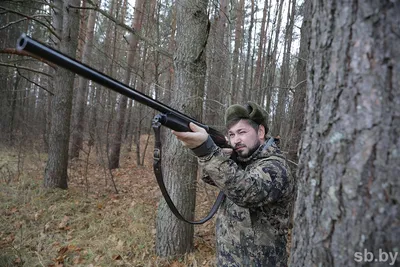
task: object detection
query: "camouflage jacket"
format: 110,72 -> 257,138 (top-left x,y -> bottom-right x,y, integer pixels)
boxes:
192,137 -> 294,267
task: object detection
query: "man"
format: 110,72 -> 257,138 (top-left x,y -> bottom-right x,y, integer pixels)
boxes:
172,102 -> 294,266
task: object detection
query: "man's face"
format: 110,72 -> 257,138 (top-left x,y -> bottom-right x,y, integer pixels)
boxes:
227,119 -> 265,158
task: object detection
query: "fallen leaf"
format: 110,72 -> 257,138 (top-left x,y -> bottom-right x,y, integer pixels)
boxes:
112,254 -> 122,260
58,216 -> 69,230
58,246 -> 68,255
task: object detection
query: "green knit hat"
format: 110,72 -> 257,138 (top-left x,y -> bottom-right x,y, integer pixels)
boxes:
225,102 -> 269,133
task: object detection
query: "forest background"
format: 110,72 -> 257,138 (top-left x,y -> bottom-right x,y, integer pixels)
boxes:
1,0 -> 398,266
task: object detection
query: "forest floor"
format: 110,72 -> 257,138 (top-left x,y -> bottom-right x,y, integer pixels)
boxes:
0,135 -> 219,267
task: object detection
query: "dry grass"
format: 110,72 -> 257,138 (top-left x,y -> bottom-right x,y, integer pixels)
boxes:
0,136 -> 218,267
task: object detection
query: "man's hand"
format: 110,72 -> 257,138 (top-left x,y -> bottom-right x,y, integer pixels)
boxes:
172,122 -> 209,149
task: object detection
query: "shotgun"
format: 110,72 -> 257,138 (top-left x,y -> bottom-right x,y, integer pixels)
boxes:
16,33 -> 229,147
16,33 -> 227,224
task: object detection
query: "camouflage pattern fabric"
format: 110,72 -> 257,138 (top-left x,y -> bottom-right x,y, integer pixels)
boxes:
198,139 -> 294,267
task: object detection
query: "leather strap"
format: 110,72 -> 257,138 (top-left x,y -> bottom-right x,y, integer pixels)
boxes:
152,117 -> 225,224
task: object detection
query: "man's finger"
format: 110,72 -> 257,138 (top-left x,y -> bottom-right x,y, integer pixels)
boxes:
172,130 -> 198,140
189,122 -> 206,133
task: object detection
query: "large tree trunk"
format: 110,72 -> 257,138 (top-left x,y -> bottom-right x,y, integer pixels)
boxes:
44,0 -> 80,188
156,0 -> 209,257
290,1 -> 400,266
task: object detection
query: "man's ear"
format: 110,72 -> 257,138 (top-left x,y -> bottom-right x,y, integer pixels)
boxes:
258,125 -> 265,140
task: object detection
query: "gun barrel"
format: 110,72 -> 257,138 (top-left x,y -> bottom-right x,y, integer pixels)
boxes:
16,33 -> 206,129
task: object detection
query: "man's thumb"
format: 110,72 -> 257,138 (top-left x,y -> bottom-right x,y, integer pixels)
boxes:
189,122 -> 203,132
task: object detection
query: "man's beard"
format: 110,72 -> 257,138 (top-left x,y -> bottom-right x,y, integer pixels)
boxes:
236,140 -> 261,158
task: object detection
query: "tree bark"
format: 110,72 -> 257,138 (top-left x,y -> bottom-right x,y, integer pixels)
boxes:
290,1 -> 400,266
70,0 -> 98,159
44,0 -> 80,188
156,0 -> 209,257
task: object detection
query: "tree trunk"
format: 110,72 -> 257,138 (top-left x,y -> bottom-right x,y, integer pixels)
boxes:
242,0 -> 255,102
70,0 -> 98,159
265,0 -> 284,124
108,0 -> 144,169
287,0 -> 310,163
205,0 -> 228,127
44,0 -> 80,188
290,1 -> 400,266
230,0 -> 244,105
156,0 -> 209,257
273,0 -> 296,138
253,0 -> 269,96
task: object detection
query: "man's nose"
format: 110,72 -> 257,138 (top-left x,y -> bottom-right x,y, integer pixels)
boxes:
232,136 -> 241,146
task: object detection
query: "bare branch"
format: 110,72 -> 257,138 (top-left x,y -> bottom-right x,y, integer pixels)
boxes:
287,159 -> 298,166
0,5 -> 59,39
68,5 -> 173,59
2,0 -> 58,10
0,62 -> 52,77
0,48 -> 57,68
0,14 -> 51,30
17,69 -> 54,95
265,80 -> 307,95
285,52 -> 308,63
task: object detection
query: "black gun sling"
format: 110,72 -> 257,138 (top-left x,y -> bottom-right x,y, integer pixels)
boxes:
152,119 -> 225,224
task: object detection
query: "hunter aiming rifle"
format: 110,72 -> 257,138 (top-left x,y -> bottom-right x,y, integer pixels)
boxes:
16,33 -> 227,224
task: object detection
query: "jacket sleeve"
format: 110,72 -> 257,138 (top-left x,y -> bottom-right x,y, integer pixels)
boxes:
192,137 -> 291,208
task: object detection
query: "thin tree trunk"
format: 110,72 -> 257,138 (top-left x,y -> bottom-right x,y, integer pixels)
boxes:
44,0 -> 80,189
242,0 -> 255,102
287,0 -> 310,162
273,0 -> 296,137
290,1 -> 400,266
230,0 -> 244,105
70,0 -> 98,159
109,0 -> 144,169
253,0 -> 269,96
205,0 -> 228,127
